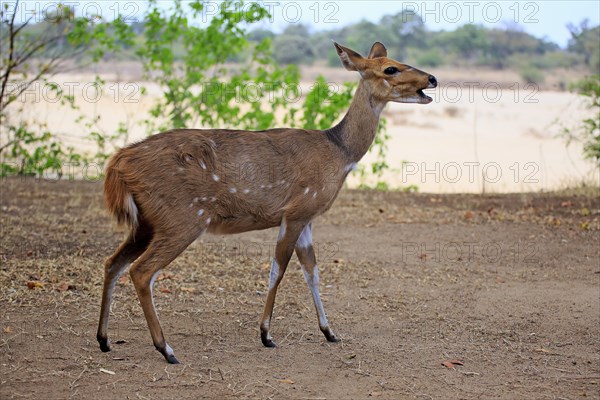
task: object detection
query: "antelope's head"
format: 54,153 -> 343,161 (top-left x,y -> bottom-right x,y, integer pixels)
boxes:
334,41 -> 437,105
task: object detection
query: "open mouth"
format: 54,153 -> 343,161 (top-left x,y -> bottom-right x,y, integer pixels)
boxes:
416,89 -> 432,103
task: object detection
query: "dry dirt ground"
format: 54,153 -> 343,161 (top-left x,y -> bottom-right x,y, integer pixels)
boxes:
0,178 -> 598,399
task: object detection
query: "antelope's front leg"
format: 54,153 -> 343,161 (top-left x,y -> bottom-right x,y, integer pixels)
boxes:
295,223 -> 339,342
260,219 -> 305,347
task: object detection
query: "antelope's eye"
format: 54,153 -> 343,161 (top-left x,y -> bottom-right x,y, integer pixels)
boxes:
384,66 -> 399,75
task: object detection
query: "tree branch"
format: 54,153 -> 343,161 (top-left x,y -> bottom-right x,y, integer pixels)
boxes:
0,0 -> 19,111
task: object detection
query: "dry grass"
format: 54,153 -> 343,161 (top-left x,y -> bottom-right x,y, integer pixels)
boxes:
0,178 -> 599,399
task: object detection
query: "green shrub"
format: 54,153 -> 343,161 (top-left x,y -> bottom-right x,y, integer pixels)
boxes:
520,66 -> 545,84
415,49 -> 444,67
560,75 -> 600,165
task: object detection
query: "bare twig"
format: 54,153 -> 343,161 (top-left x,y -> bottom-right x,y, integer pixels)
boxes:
0,0 -> 19,109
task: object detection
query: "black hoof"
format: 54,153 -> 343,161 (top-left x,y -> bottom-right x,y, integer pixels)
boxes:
261,332 -> 277,348
156,345 -> 179,364
97,335 -> 111,352
165,354 -> 180,364
322,329 -> 339,343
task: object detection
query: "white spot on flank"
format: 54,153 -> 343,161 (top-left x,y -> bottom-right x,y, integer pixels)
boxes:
303,187 -> 310,195
267,184 -> 273,189
260,185 -> 265,189
312,191 -> 317,199
210,197 -> 217,202
201,197 -> 207,202
199,161 -> 206,170
243,188 -> 250,194
206,217 -> 211,225
197,209 -> 204,216
193,197 -> 199,203
212,174 -> 220,182
189,203 -> 193,208
178,167 -> 183,172
229,187 -> 237,193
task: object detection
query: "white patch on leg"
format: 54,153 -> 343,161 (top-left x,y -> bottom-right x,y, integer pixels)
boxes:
165,343 -> 174,356
149,270 -> 161,310
277,218 -> 286,243
302,264 -> 329,328
105,267 -> 124,303
344,162 -> 358,173
296,224 -> 313,249
268,259 -> 280,290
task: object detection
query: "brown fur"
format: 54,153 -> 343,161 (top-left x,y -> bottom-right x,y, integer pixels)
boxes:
98,41 -> 437,363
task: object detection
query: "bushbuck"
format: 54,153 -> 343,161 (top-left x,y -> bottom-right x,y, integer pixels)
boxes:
98,41 -> 437,363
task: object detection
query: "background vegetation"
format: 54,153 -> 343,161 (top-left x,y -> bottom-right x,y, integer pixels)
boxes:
1,1 -> 599,184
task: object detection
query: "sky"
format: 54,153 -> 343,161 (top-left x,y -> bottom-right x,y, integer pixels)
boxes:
5,1 -> 600,48
262,0 -> 600,48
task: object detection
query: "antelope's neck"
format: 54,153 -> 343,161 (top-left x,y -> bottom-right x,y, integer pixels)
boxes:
325,80 -> 385,163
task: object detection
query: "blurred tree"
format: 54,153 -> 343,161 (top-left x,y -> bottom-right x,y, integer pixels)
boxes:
0,0 -> 133,175
435,24 -> 489,64
378,11 -> 426,58
340,20 -> 382,57
247,28 -> 275,43
488,28 -> 553,68
273,34 -> 315,65
568,20 -> 600,72
282,24 -> 311,37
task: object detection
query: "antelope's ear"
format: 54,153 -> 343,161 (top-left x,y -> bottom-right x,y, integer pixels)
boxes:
333,41 -> 366,72
368,42 -> 387,59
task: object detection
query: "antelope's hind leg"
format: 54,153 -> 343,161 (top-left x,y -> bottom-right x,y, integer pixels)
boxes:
128,228 -> 202,364
97,223 -> 153,352
295,223 -> 338,342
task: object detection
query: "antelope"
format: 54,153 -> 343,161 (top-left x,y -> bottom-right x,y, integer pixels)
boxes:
97,41 -> 437,364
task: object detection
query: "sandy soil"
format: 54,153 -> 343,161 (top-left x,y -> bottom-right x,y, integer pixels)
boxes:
0,179 -> 598,399
8,63 -> 599,193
